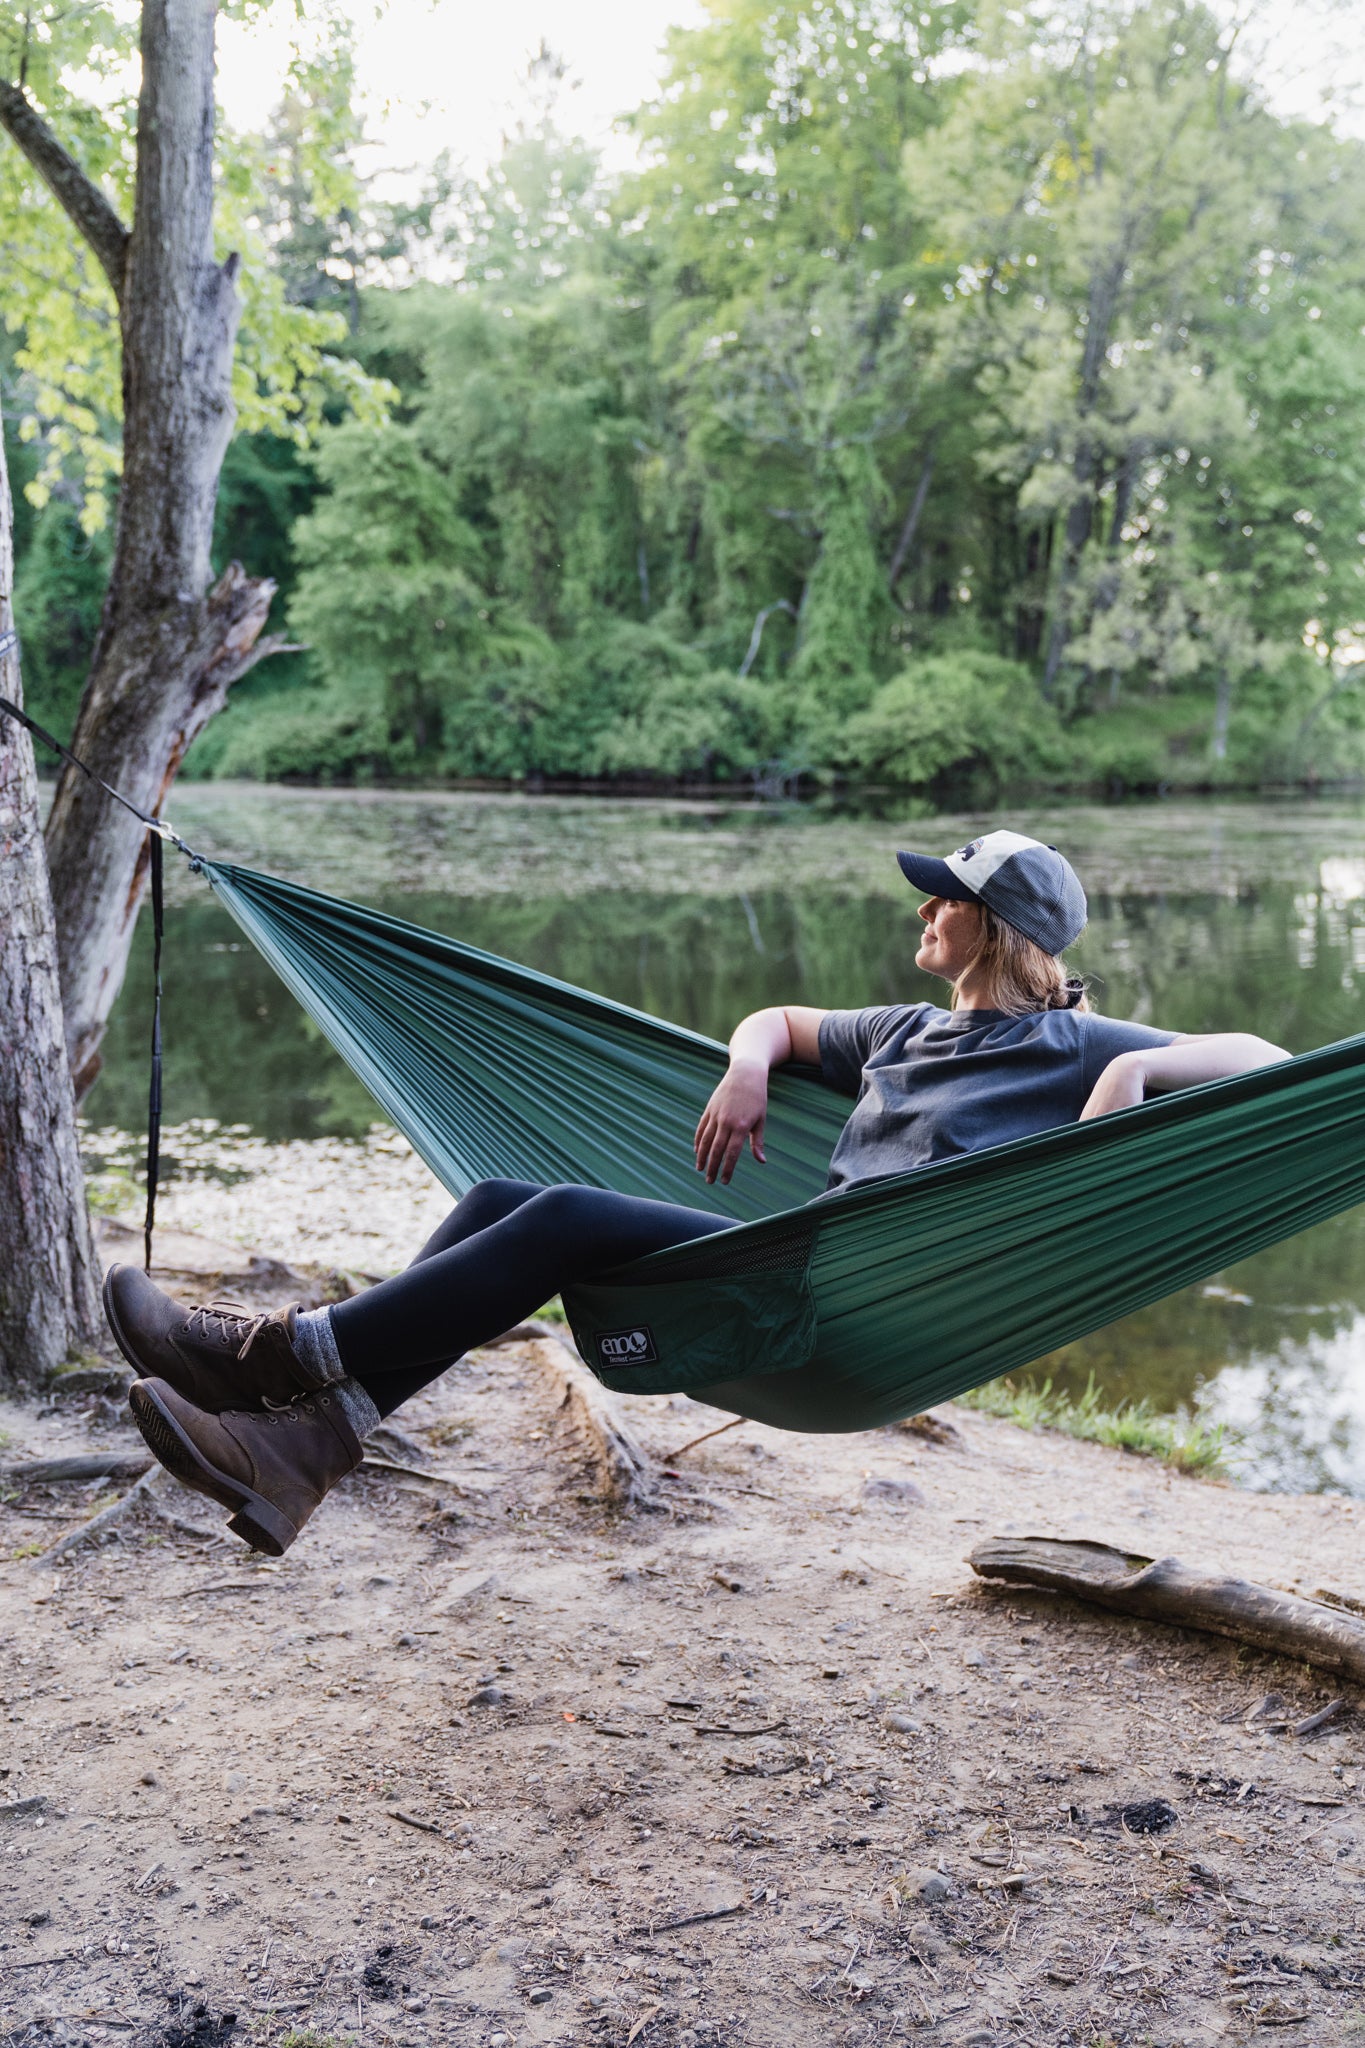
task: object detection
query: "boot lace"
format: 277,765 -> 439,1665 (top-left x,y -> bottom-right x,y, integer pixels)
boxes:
184,1297 -> 280,1359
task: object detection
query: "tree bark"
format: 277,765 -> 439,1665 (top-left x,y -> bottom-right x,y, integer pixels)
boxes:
0,418 -> 103,1391
887,438 -> 938,594
1,0 -> 278,1101
1040,252 -> 1127,698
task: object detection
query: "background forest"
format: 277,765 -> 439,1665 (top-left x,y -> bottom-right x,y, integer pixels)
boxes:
6,0 -> 1365,797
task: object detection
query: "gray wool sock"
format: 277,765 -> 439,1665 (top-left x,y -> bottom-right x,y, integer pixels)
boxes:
292,1304 -> 346,1386
329,1376 -> 381,1442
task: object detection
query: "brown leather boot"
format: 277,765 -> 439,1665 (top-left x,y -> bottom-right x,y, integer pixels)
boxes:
104,1265 -> 327,1411
127,1377 -> 363,1556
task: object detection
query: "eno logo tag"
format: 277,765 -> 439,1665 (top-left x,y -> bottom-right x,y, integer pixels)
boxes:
597,1326 -> 659,1368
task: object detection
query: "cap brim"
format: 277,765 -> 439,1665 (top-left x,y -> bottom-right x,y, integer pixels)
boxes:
896,850 -> 980,902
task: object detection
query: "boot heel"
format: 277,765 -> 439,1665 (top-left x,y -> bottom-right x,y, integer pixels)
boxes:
227,1498 -> 296,1558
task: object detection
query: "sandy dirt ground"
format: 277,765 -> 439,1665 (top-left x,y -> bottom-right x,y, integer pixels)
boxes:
3,1234 -> 1365,2048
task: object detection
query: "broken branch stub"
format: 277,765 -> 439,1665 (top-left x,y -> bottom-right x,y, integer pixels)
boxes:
968,1536 -> 1365,1686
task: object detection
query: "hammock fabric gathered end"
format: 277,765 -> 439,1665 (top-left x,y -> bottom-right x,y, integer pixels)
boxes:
202,860 -> 1365,1435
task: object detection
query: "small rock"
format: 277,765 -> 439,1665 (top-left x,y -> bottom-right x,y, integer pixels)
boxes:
140,1771 -> 158,1787
861,1476 -> 926,1505
394,1633 -> 416,1649
528,1985 -> 553,2004
221,1770 -> 246,1794
452,1950 -> 474,1969
883,1712 -> 921,1736
962,1648 -> 988,1669
366,1574 -> 395,1589
467,1685 -> 511,1708
25,1909 -> 50,1927
903,1867 -> 950,1904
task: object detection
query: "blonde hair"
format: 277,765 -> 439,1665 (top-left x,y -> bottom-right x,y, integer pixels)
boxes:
952,903 -> 1089,1017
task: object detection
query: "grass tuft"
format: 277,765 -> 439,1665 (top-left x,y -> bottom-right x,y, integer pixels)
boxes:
955,1372 -> 1234,1478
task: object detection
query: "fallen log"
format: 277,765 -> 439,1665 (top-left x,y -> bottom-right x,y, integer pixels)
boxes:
968,1537 -> 1365,1687
4,1453 -> 152,1486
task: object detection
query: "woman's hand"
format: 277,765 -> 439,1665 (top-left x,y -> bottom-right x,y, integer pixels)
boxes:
695,1060 -> 770,1185
693,1006 -> 827,1184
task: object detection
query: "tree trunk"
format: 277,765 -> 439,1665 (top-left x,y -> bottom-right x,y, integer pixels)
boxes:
33,0 -> 275,1100
1211,668 -> 1233,761
1041,248 -> 1129,699
0,415 -> 103,1390
887,438 -> 938,594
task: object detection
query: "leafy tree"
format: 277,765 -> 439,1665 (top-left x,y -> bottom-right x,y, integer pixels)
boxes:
907,0 -> 1365,759
0,0 -> 389,1103
115,0 -> 1365,800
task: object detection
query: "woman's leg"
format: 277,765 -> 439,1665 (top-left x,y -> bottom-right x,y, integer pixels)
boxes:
347,1177 -> 546,1414
332,1182 -> 733,1418
406,1178 -> 547,1267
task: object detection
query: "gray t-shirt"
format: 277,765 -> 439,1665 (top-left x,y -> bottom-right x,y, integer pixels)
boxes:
817,1003 -> 1176,1192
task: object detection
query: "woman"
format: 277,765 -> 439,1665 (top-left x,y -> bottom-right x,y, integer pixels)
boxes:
108,830 -> 1287,1555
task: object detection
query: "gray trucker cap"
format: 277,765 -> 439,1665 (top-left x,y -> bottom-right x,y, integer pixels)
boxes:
896,830 -> 1087,954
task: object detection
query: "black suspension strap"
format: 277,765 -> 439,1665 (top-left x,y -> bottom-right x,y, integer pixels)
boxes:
0,645 -> 201,860
0,633 -> 203,1274
145,831 -> 164,1274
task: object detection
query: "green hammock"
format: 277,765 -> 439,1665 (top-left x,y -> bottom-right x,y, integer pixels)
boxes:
202,859 -> 1365,1434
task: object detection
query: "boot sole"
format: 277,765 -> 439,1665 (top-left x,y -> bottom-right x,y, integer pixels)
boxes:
128,1380 -> 297,1558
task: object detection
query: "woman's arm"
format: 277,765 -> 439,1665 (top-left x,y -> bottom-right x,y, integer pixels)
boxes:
1080,1032 -> 1291,1122
694,1005 -> 828,1185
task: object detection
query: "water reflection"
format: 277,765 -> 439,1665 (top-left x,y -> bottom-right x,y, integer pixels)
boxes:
87,791 -> 1365,1494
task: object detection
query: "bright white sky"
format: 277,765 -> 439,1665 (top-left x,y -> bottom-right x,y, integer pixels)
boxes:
214,0 -> 1362,193
215,0 -> 707,187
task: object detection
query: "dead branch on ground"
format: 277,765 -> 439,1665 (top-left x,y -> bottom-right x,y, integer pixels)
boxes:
970,1536 -> 1365,1686
5,1453 -> 151,1486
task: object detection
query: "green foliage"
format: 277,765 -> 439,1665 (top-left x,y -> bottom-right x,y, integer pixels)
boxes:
197,679 -> 394,785
8,0 -> 1365,791
958,1373 -> 1233,1477
841,652 -> 1071,792
11,497 -> 111,743
0,1 -> 393,532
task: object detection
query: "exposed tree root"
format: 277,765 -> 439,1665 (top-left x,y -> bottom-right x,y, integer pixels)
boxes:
36,1465 -> 166,1561
502,1319 -> 659,1511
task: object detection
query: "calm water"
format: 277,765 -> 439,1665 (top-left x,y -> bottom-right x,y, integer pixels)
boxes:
90,786 -> 1365,1494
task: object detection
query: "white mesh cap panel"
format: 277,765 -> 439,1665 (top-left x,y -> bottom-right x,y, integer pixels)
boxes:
945,830 -> 1044,894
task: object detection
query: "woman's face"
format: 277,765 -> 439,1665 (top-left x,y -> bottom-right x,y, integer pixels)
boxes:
915,894 -> 984,983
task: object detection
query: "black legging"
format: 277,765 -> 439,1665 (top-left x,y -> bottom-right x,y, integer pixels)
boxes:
330,1178 -> 735,1418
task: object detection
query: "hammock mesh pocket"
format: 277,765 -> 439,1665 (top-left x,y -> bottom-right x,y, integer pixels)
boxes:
563,1219 -> 819,1397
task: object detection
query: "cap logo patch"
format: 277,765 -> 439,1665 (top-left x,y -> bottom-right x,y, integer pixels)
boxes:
955,839 -> 983,862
